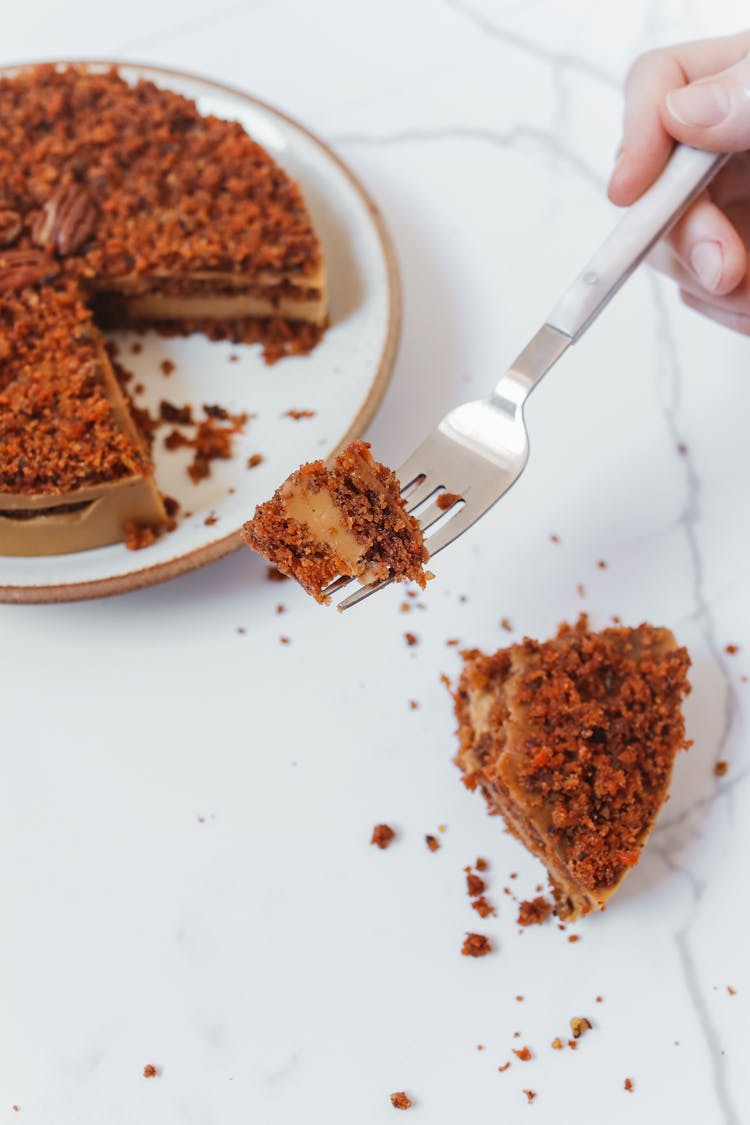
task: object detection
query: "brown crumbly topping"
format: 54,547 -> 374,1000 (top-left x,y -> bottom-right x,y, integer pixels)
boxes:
124,522 -> 158,550
513,1047 -> 532,1061
462,932 -> 491,957
551,1037 -> 564,1050
371,824 -> 396,850
390,1092 -> 412,1110
569,1016 -> 592,1038
159,400 -> 193,425
475,857 -> 488,872
454,618 -> 691,916
243,441 -> 429,603
425,834 -> 440,852
471,895 -> 496,918
517,896 -> 553,926
143,1064 -> 158,1078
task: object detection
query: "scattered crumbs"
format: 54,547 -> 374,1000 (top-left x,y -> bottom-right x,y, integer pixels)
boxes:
513,1047 -> 532,1061
551,1037 -> 564,1050
12,1107 -> 20,1113
567,1040 -> 578,1051
371,824 -> 396,850
133,381 -> 145,395
390,1091 -> 412,1110
425,834 -> 440,852
228,353 -> 239,362
408,700 -> 420,711
472,896 -> 496,919
714,760 -> 729,777
466,872 -> 486,897
523,1090 -> 537,1104
247,453 -> 264,469
267,566 -> 288,582
597,560 -> 607,569
124,523 -> 157,551
476,1044 -> 484,1051
500,617 -> 513,632
446,638 -> 460,647
570,1017 -> 592,1039
595,996 -> 604,1003
677,442 -> 687,455
728,986 -> 737,996
143,1064 -> 158,1078
515,995 -> 524,1002
437,491 -> 462,510
284,408 -> 316,419
400,601 -> 411,613
576,583 -> 586,597
160,359 -> 175,375
611,614 -> 622,624
439,824 -> 447,833
549,533 -> 560,543
517,896 -> 553,926
407,589 -> 418,600
624,1078 -> 634,1093
498,1062 -> 511,1072
476,857 -> 488,872
462,932 -> 492,958
275,604 -> 286,615
279,635 -> 290,645
162,494 -> 180,521
725,644 -> 740,655
513,1032 -> 521,1039
204,511 -> 218,526
568,934 -> 581,944
534,884 -> 543,893
404,632 -> 418,647
440,672 -> 452,690
237,627 -> 246,635
130,340 -> 143,354
509,871 -> 517,879
183,511 -> 193,519
159,399 -> 193,425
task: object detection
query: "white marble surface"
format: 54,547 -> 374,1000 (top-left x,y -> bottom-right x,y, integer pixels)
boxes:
2,2 -> 750,1122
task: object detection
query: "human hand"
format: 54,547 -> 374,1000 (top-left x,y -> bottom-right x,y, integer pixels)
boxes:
608,32 -> 750,333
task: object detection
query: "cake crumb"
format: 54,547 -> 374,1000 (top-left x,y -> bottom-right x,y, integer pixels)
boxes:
597,560 -> 608,569
446,638 -> 460,647
284,408 -> 316,419
549,533 -> 560,543
247,453 -> 264,469
124,522 -> 157,551
725,644 -> 740,655
551,1037 -> 564,1050
714,760 -> 729,777
462,932 -> 492,957
279,635 -> 290,645
143,1064 -> 158,1078
390,1091 -> 412,1110
576,583 -> 586,597
569,1016 -> 592,1039
404,632 -> 418,647
513,1047 -> 532,1061
267,566 -> 288,582
475,857 -> 488,872
476,1044 -> 484,1051
517,896 -> 552,926
523,1090 -> 536,1104
275,604 -> 286,615
160,359 -> 175,375
159,399 -> 192,425
595,995 -> 604,1003
204,512 -> 218,526
229,353 -> 239,362
568,934 -> 581,943
728,985 -> 737,995
371,824 -> 396,849
471,896 -> 496,918
466,872 -> 486,897
437,491 -> 461,510
500,617 -> 513,632
131,341 -> 143,354
624,1078 -> 634,1093
439,824 -> 447,833
425,834 -> 440,852
498,1062 -> 511,1072
408,700 -> 419,711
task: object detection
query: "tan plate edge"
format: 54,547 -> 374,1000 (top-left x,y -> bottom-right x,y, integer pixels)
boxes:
0,59 -> 402,605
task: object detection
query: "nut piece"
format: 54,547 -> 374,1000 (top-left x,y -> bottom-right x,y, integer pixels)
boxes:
32,182 -> 98,256
569,1016 -> 592,1039
0,209 -> 22,247
0,248 -> 59,293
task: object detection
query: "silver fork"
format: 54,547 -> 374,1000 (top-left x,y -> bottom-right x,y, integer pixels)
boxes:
327,144 -> 729,610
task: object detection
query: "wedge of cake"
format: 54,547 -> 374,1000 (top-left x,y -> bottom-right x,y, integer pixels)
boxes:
454,618 -> 691,919
242,441 -> 428,602
0,64 -> 326,555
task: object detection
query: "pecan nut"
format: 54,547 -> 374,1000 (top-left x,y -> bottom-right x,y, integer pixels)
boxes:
32,182 -> 98,256
0,249 -> 60,293
0,209 -> 22,248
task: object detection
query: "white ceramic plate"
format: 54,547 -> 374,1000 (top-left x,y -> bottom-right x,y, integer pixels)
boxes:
0,62 -> 400,604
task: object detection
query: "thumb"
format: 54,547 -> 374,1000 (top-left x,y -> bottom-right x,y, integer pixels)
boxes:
663,52 -> 750,151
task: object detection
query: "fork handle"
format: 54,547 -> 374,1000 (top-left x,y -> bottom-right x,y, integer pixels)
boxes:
546,145 -> 730,342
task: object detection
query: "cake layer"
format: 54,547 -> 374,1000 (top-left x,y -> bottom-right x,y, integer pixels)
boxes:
454,619 -> 691,919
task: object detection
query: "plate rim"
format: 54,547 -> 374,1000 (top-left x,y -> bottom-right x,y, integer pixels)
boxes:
0,59 -> 401,605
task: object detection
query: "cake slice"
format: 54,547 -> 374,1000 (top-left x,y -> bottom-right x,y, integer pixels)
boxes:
454,617 -> 691,919
242,441 -> 429,602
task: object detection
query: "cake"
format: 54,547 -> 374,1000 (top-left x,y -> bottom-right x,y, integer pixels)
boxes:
454,618 -> 691,919
0,64 -> 326,556
242,440 -> 428,602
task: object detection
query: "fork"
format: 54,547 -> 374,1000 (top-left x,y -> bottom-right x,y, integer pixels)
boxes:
326,144 -> 729,610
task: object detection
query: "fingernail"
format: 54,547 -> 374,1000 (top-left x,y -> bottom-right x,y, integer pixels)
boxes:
689,240 -> 723,290
666,83 -> 730,127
